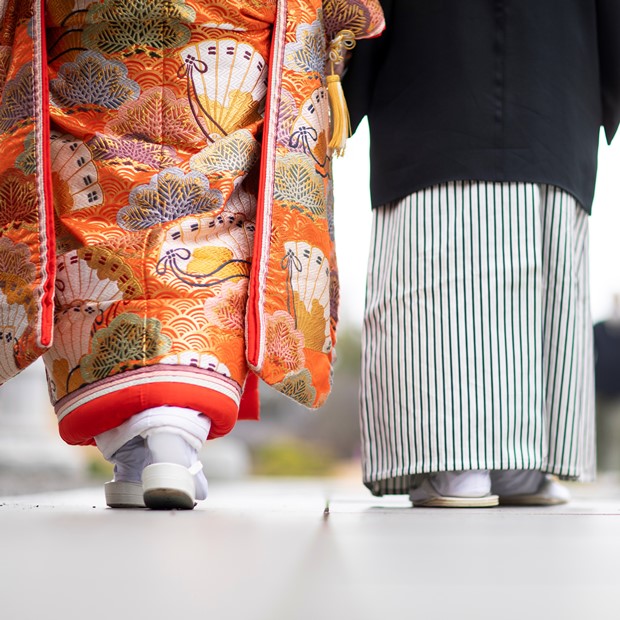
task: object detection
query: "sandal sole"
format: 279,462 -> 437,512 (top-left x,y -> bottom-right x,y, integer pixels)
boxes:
142,463 -> 196,510
412,495 -> 499,508
104,481 -> 145,509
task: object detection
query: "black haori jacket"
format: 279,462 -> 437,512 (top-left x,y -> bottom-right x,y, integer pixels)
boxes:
344,0 -> 620,212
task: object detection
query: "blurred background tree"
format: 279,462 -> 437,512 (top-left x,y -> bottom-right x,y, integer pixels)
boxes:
233,326 -> 363,476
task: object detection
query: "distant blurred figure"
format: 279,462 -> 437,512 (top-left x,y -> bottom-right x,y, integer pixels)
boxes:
594,295 -> 620,398
345,0 -> 620,506
594,294 -> 620,471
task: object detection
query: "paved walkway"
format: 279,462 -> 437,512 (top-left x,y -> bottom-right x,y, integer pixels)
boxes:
2,477 -> 620,619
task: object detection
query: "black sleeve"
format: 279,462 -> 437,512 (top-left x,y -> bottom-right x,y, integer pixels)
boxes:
342,0 -> 393,135
598,0 -> 620,143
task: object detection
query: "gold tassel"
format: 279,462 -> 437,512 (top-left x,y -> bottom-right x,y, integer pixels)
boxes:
327,30 -> 356,157
327,73 -> 350,156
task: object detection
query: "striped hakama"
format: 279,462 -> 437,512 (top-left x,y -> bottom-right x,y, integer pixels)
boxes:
361,182 -> 595,496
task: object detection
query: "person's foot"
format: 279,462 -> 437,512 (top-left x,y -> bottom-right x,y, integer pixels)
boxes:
491,470 -> 570,506
98,406 -> 211,509
104,432 -> 208,510
409,470 -> 499,507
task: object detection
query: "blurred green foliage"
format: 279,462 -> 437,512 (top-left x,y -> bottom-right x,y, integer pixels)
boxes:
86,453 -> 114,480
333,327 -> 362,377
252,440 -> 336,476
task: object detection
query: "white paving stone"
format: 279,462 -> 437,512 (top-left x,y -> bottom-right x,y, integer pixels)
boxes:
1,477 -> 620,620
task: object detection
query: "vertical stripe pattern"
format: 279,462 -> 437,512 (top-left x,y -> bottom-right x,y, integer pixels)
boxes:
360,182 -> 595,496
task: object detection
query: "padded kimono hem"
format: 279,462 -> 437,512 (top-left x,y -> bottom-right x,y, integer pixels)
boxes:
56,364 -> 244,445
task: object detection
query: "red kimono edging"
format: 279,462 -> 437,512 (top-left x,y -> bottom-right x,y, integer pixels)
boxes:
58,381 -> 241,446
35,0 -> 56,347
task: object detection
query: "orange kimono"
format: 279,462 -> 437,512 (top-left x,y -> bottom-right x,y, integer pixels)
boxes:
0,0 -> 384,445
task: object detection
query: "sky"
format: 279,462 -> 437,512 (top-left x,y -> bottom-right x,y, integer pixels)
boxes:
333,121 -> 620,329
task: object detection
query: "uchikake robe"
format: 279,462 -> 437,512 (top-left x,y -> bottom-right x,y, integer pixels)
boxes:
0,0 -> 384,444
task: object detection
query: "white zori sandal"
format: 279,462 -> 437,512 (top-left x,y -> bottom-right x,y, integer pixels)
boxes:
141,431 -> 208,510
97,406 -> 211,510
491,471 -> 571,506
141,461 -> 204,510
409,470 -> 499,508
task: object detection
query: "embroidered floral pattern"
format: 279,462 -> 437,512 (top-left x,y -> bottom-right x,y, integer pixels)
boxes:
80,312 -> 172,383
190,129 -> 260,179
0,63 -> 35,133
274,153 -> 325,217
265,310 -> 305,374
88,134 -> 179,169
50,51 -> 140,108
273,369 -> 317,406
83,0 -> 195,55
323,0 -> 384,39
203,280 -> 247,334
0,46 -> 11,90
117,168 -> 223,231
14,132 -> 37,175
284,20 -> 326,76
0,237 -> 36,305
0,169 -> 38,232
108,87 -> 203,147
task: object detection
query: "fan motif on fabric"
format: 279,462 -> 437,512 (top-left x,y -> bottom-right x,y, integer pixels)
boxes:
178,39 -> 267,143
282,241 -> 331,354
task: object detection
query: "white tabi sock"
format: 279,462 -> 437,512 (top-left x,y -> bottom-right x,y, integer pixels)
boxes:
490,470 -> 544,496
429,470 -> 492,497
